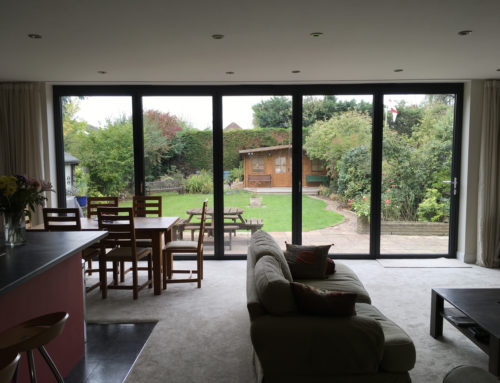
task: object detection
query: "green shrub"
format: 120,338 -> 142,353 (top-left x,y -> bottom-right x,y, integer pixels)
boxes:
185,170 -> 213,194
229,166 -> 244,183
351,194 -> 370,218
337,146 -> 371,202
417,188 -> 447,222
318,185 -> 336,199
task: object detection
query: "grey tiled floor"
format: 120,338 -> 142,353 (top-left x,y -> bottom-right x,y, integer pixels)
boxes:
65,323 -> 156,383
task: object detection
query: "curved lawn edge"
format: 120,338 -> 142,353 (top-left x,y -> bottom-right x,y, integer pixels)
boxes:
120,191 -> 344,232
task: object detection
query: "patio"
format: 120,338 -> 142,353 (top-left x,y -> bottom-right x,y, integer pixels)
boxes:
202,195 -> 449,255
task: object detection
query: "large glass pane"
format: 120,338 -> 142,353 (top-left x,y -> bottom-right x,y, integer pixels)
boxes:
62,96 -> 133,213
380,94 -> 454,254
222,96 -> 292,254
302,95 -> 373,254
142,96 -> 214,256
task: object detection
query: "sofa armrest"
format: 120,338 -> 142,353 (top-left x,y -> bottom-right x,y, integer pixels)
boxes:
251,314 -> 384,376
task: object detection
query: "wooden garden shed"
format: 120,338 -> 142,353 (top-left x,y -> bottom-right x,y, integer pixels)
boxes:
239,145 -> 329,188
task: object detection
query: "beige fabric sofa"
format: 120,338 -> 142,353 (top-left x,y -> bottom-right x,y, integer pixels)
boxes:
246,231 -> 416,383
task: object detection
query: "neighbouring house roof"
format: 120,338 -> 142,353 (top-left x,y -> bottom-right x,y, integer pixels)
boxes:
64,152 -> 80,165
224,122 -> 243,131
239,145 -> 292,154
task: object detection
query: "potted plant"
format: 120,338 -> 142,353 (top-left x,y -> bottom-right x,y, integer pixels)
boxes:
250,193 -> 262,207
74,167 -> 89,207
352,195 -> 370,234
0,175 -> 53,246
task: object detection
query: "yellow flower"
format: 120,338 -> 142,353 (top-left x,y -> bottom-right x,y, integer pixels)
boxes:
4,177 -> 18,196
0,176 -> 8,189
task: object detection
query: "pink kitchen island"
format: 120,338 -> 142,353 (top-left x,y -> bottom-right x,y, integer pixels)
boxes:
0,230 -> 106,382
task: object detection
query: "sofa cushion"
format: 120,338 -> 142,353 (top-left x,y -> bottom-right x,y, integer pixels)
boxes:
284,243 -> 331,279
250,231 -> 293,282
443,366 -> 498,383
297,262 -> 371,304
356,303 -> 416,372
254,255 -> 297,315
326,257 -> 336,275
291,282 -> 356,316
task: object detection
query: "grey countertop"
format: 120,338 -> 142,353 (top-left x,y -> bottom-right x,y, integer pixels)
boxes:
0,231 -> 107,296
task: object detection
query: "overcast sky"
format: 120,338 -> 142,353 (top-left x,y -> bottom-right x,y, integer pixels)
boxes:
75,94 -> 424,129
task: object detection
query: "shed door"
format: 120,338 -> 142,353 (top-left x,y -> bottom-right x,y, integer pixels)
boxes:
273,153 -> 290,187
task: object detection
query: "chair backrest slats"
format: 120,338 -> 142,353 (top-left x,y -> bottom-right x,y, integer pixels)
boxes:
133,196 -> 162,217
43,208 -> 81,231
87,197 -> 119,218
97,207 -> 137,253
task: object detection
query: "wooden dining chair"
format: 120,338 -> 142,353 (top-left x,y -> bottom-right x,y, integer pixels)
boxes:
87,196 -> 119,218
97,207 -> 152,300
162,200 -> 207,289
43,207 -> 100,292
133,195 -> 162,217
130,195 -> 164,280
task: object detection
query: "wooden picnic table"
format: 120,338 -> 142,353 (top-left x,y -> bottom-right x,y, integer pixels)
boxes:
186,207 -> 245,225
177,207 -> 264,248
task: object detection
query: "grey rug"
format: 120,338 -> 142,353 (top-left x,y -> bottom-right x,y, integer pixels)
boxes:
85,259 -> 500,383
377,258 -> 472,268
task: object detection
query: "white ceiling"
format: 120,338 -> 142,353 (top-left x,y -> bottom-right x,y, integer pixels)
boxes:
1,0 -> 500,83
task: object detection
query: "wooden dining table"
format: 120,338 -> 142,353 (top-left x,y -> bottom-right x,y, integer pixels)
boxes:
32,216 -> 179,295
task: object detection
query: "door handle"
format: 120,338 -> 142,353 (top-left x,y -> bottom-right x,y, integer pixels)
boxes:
442,177 -> 458,195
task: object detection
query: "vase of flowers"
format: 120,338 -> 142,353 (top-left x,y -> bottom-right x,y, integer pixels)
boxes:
0,175 -> 53,247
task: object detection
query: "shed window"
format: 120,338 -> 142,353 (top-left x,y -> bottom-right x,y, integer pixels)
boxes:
252,156 -> 265,172
275,156 -> 286,173
311,159 -> 324,172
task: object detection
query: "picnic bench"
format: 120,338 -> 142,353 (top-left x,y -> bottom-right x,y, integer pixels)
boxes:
146,179 -> 185,194
248,174 -> 272,186
305,174 -> 330,185
174,208 -> 264,248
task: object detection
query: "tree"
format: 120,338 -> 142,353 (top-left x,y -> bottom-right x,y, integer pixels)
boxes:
143,110 -> 182,139
304,110 -> 372,180
143,110 -> 182,180
252,96 -> 292,129
337,146 -> 371,201
387,101 -> 424,136
62,97 -> 88,155
425,94 -> 455,106
73,117 -> 134,196
302,96 -> 372,128
381,101 -> 454,221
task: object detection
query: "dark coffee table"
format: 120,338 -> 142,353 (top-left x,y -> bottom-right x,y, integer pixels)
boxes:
430,288 -> 500,375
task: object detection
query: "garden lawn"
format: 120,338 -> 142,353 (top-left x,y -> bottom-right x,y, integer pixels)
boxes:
121,191 -> 344,232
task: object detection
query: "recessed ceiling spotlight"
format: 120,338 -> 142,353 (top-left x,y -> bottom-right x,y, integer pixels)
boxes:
28,33 -> 42,39
394,69 -> 404,72
225,71 -> 235,75
97,70 -> 107,74
310,32 -> 323,37
212,34 -> 224,40
291,70 -> 301,73
458,30 -> 472,36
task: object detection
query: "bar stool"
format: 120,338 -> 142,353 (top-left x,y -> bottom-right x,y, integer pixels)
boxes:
0,312 -> 69,383
0,351 -> 20,383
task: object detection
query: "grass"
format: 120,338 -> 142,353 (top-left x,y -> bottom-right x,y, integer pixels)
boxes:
121,190 -> 344,232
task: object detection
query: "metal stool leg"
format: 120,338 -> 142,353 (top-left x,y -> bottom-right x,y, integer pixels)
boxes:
27,350 -> 37,383
38,346 -> 64,383
12,363 -> 19,383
